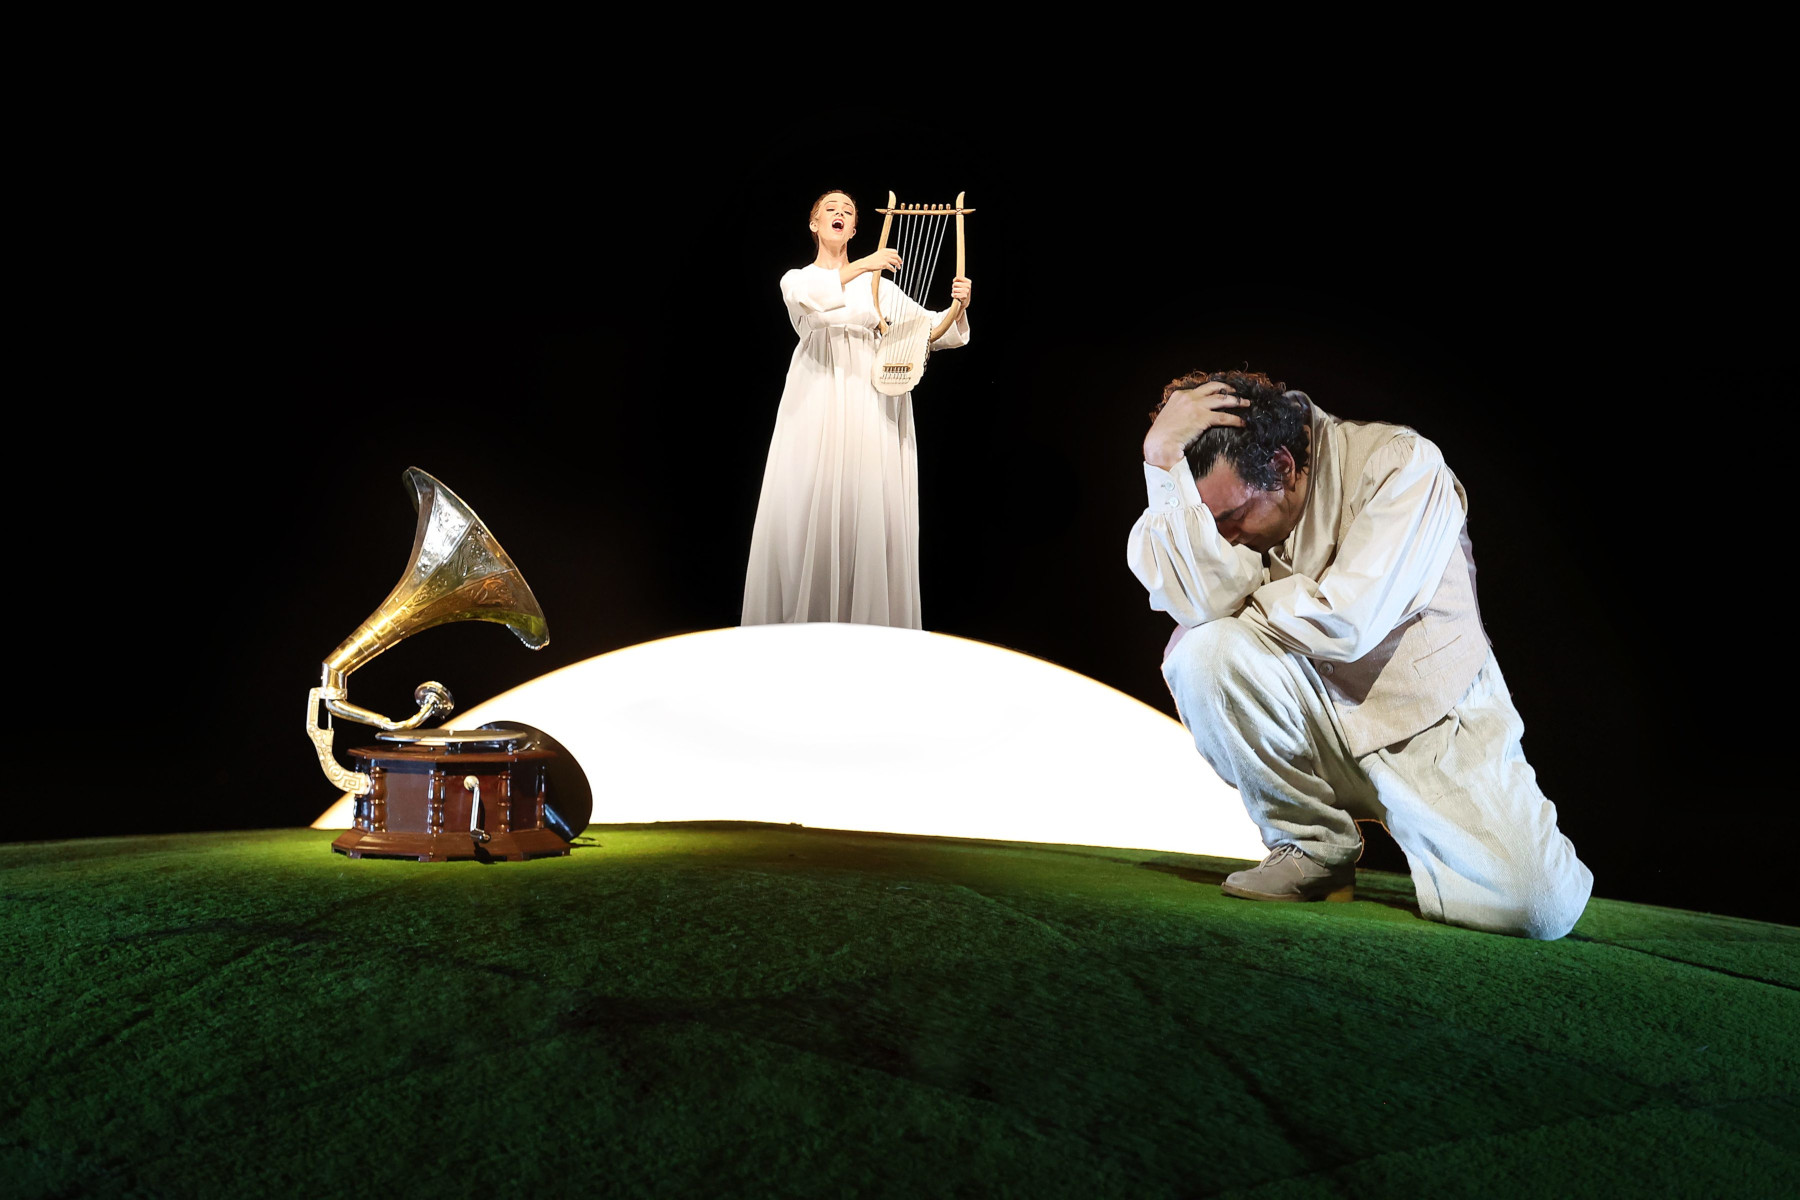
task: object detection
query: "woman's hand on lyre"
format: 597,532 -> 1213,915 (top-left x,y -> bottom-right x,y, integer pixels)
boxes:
951,276 -> 972,310
843,248 -> 902,285
1143,381 -> 1247,470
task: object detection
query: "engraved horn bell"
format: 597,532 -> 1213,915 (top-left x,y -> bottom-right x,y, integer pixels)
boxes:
323,467 -> 549,689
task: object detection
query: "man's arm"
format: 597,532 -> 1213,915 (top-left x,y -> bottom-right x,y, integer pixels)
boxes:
1128,458 -> 1264,626
1127,381 -> 1263,627
1241,434 -> 1467,662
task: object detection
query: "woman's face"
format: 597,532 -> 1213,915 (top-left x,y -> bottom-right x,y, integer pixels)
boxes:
811,192 -> 857,247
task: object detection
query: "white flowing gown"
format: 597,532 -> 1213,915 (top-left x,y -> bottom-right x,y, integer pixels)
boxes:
742,265 -> 969,629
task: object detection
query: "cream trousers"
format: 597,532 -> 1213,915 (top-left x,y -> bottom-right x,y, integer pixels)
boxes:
1163,618 -> 1593,940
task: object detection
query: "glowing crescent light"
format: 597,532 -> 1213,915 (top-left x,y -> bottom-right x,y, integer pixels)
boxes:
313,624 -> 1265,861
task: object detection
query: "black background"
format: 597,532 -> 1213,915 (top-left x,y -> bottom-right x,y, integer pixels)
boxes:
40,103 -> 1746,921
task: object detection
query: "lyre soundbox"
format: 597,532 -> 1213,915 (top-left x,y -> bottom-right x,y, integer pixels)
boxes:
306,468 -> 588,862
870,192 -> 973,396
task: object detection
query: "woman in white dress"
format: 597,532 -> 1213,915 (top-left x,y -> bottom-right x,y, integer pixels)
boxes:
741,190 -> 972,629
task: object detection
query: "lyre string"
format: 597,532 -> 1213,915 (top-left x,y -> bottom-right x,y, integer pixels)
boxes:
882,207 -> 952,357
910,210 -> 931,316
885,211 -> 908,325
879,215 -> 898,325
909,212 -> 929,307
886,213 -> 907,324
899,211 -> 925,322
907,213 -> 936,361
901,211 -> 929,366
910,211 -> 949,368
890,211 -> 916,347
917,211 -> 949,361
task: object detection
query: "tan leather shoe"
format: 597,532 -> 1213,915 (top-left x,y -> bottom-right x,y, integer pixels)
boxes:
1222,844 -> 1356,902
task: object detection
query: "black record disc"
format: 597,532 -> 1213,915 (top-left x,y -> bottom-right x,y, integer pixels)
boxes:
479,721 -> 593,841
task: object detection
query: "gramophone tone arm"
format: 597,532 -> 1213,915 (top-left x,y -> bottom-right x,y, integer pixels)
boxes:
306,682 -> 454,795
306,687 -> 372,796
321,681 -> 455,732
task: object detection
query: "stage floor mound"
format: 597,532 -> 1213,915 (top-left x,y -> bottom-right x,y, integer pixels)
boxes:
5,826 -> 1796,1198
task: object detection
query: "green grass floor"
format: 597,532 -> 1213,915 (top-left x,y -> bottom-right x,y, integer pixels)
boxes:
3,825 -> 1796,1198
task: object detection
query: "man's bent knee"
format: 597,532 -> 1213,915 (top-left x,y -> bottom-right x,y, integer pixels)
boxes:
1451,859 -> 1594,941
1520,858 -> 1594,940
1162,617 -> 1282,700
1161,619 -> 1304,773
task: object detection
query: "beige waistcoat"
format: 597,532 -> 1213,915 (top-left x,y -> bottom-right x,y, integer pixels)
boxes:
1268,406 -> 1490,757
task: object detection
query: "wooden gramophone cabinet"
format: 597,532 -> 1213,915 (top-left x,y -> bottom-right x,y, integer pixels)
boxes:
331,741 -> 568,862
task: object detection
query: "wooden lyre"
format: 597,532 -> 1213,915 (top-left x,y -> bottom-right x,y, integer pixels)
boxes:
870,191 -> 973,396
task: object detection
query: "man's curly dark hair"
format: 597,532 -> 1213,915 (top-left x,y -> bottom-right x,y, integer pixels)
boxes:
1150,368 -> 1312,491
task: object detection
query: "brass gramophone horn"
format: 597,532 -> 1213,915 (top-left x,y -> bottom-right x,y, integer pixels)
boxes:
305,468 -> 549,794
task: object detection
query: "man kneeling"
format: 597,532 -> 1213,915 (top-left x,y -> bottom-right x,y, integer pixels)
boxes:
1128,369 -> 1591,940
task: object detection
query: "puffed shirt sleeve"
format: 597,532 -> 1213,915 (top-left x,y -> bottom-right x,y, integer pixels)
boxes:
1241,434 -> 1466,662
1127,459 -> 1263,626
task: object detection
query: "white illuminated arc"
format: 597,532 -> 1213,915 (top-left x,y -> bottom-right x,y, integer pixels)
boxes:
313,624 -> 1265,861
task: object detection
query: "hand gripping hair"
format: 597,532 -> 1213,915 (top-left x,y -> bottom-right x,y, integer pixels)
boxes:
1151,368 -> 1312,491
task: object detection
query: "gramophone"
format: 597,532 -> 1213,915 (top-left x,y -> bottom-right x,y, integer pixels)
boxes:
306,468 -> 577,862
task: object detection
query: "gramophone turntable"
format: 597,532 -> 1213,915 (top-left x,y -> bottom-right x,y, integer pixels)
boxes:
305,468 -> 584,862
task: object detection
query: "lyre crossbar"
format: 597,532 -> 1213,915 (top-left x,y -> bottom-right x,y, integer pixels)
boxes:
870,190 -> 974,396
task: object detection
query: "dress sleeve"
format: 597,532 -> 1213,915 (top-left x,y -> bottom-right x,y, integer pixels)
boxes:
1241,434 -> 1466,662
930,303 -> 970,349
1126,459 -> 1264,626
876,277 -> 970,349
781,268 -> 848,330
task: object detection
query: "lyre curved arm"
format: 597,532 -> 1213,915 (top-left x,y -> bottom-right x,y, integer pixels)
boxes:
929,190 -> 968,344
873,191 -> 895,337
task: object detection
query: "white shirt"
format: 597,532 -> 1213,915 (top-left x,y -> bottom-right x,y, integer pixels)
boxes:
1127,421 -> 1468,664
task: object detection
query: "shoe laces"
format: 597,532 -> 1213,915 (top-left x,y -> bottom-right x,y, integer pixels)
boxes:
1263,844 -> 1307,866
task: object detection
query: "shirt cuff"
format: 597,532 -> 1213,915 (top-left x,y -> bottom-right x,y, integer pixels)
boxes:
1142,458 -> 1205,513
